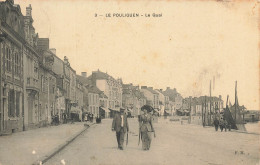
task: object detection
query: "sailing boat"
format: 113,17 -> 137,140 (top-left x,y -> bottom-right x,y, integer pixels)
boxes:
223,81 -> 246,131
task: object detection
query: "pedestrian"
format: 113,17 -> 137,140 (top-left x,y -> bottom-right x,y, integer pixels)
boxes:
111,108 -> 129,150
64,113 -> 67,124
84,113 -> 88,122
213,117 -> 219,131
139,105 -> 156,151
224,118 -> 228,132
90,113 -> 94,123
82,113 -> 85,122
87,113 -> 90,121
219,117 -> 224,132
54,113 -> 59,125
96,115 -> 101,123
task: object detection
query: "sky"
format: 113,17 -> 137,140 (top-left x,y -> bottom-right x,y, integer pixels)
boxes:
14,0 -> 259,110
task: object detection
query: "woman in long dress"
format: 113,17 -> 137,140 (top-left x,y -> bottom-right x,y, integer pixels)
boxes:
139,108 -> 156,150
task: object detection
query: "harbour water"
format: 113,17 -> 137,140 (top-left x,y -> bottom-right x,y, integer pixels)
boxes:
245,121 -> 259,134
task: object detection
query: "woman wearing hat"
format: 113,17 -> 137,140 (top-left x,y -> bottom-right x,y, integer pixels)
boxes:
139,105 -> 156,150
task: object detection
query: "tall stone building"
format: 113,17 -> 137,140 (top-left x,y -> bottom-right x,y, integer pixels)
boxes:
23,4 -> 41,130
0,0 -> 25,134
87,70 -> 123,112
140,86 -> 159,110
122,83 -> 146,116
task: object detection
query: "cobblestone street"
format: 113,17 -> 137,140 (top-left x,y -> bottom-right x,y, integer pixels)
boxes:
45,118 -> 259,165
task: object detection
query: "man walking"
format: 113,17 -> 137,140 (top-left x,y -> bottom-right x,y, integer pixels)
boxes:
112,108 -> 129,150
213,117 -> 219,131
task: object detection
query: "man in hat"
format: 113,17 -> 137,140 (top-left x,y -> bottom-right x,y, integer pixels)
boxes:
112,107 -> 129,150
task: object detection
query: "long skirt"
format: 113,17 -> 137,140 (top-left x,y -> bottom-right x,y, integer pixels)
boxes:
141,131 -> 152,150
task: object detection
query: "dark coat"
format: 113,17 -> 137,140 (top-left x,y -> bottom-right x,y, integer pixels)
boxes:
112,113 -> 129,133
213,119 -> 219,126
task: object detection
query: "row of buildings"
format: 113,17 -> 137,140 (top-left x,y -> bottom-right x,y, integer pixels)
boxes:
0,0 -> 84,134
0,0 -> 226,135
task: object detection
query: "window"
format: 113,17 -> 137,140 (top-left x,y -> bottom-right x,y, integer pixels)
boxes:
6,48 -> 11,73
16,92 -> 20,117
34,66 -> 38,74
52,86 -> 55,94
89,95 -> 91,105
14,53 -> 20,76
41,76 -> 44,92
8,89 -> 15,117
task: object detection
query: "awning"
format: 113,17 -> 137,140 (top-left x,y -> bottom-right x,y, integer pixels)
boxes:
127,109 -> 133,113
177,109 -> 184,113
100,107 -> 110,112
153,109 -> 160,113
82,108 -> 88,113
70,107 -> 82,113
165,110 -> 171,114
109,108 -> 119,112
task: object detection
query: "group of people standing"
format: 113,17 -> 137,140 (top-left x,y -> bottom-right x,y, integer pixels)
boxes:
111,105 -> 156,151
83,113 -> 94,122
213,117 -> 231,132
51,112 -> 68,125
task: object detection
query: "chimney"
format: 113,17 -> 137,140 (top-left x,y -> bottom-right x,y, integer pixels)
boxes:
26,4 -> 32,16
148,87 -> 153,90
81,72 -> 87,77
166,87 -> 170,90
49,48 -> 56,55
91,72 -> 97,85
160,89 -> 163,92
141,86 -> 147,89
219,95 -> 222,101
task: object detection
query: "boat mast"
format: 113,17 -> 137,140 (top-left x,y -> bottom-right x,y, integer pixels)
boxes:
226,95 -> 229,108
201,97 -> 205,127
234,81 -> 237,125
209,80 -> 212,125
204,95 -> 206,126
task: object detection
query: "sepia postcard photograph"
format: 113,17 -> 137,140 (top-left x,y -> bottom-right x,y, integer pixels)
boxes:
0,0 -> 259,165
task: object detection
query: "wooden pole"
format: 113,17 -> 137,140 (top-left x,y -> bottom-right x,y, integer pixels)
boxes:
201,103 -> 203,126
234,81 -> 237,125
189,96 -> 191,124
0,39 -> 2,133
209,81 -> 212,125
204,95 -> 206,126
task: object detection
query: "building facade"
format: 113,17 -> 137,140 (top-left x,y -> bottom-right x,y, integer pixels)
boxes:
122,84 -> 146,116
23,4 -> 41,130
140,86 -> 159,110
88,70 -> 123,112
0,0 -> 25,134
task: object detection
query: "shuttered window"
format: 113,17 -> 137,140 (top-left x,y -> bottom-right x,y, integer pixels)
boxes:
16,92 -> 20,117
8,89 -> 15,117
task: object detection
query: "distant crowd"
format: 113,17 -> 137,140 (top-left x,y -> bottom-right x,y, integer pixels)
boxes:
50,112 -> 102,125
